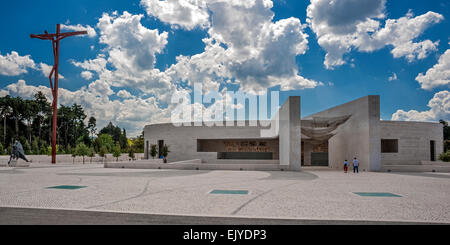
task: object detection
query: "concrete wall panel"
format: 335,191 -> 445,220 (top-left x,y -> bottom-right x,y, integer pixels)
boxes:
278,96 -> 301,170
380,121 -> 443,165
304,96 -> 380,171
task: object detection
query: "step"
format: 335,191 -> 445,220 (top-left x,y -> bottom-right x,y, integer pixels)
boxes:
381,164 -> 450,173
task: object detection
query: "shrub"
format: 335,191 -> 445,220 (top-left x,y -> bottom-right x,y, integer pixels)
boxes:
150,144 -> 157,159
31,140 -> 39,155
24,141 -> 31,155
48,145 -> 62,155
162,144 -> 170,163
71,148 -> 77,164
113,144 -> 121,162
439,151 -> 450,162
57,145 -> 65,154
99,146 -> 107,159
40,145 -> 47,155
128,148 -> 135,160
75,143 -> 89,164
87,147 -> 95,163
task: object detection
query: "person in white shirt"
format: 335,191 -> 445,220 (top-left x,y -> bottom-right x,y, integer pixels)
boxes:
353,157 -> 359,173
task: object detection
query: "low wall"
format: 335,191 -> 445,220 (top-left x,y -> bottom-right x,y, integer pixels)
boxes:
421,160 -> 448,165
204,159 -> 280,165
105,159 -> 164,168
380,164 -> 450,172
0,153 -> 145,164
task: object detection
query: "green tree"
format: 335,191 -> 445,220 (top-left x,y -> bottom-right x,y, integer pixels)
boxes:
99,122 -> 122,142
57,144 -> 65,154
40,144 -> 47,155
22,100 -> 38,144
128,147 -> 135,160
87,147 -> 95,164
440,120 -> 450,152
162,144 -> 170,163
0,96 -> 13,146
99,146 -> 107,162
33,91 -> 51,143
94,134 -> 114,153
77,134 -> 92,147
31,139 -> 39,155
75,143 -> 89,164
150,144 -> 157,159
23,140 -> 31,155
0,143 -> 4,155
71,149 -> 77,164
65,145 -> 73,154
131,131 -> 145,153
48,145 -> 62,155
9,96 -> 25,138
88,117 -> 97,138
112,144 -> 121,162
440,120 -> 450,140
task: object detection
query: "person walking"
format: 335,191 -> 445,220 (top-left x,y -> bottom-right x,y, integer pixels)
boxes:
353,157 -> 359,173
344,160 -> 349,173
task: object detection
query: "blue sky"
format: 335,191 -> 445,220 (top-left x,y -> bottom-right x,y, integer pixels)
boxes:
0,0 -> 449,136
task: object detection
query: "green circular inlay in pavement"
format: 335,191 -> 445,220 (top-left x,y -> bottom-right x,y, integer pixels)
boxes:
46,185 -> 87,190
353,192 -> 402,197
210,190 -> 249,195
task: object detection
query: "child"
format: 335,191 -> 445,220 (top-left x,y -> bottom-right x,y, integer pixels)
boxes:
344,160 -> 348,173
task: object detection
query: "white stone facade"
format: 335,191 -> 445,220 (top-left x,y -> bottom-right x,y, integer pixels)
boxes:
144,95 -> 443,172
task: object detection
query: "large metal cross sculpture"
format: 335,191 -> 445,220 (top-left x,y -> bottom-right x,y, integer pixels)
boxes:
30,24 -> 87,164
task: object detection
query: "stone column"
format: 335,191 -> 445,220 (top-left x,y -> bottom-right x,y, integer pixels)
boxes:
279,96 -> 301,171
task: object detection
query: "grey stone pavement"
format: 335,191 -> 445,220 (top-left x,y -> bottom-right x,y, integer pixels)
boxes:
1,163 -> 450,224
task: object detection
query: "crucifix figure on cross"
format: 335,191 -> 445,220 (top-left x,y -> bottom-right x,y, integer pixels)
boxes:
30,24 -> 87,164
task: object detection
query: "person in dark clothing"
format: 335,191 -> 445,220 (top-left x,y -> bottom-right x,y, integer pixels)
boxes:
8,140 -> 29,166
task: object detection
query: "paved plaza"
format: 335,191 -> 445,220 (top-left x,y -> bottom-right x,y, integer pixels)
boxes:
1,163 -> 450,224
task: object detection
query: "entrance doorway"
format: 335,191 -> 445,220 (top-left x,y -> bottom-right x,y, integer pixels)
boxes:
158,140 -> 164,158
146,141 -> 149,159
430,140 -> 436,161
310,142 -> 329,166
311,152 -> 329,166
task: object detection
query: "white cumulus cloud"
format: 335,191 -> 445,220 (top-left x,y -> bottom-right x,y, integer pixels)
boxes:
388,72 -> 397,81
0,51 -> 36,76
61,24 -> 97,38
416,49 -> 450,90
161,0 -> 322,92
39,63 -> 65,79
81,71 -> 93,80
140,0 -> 210,30
392,90 -> 450,122
307,0 -> 444,69
3,79 -> 171,137
97,11 -> 168,71
117,89 -> 134,99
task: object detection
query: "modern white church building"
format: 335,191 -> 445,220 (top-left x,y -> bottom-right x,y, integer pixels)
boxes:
143,96 -> 443,172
